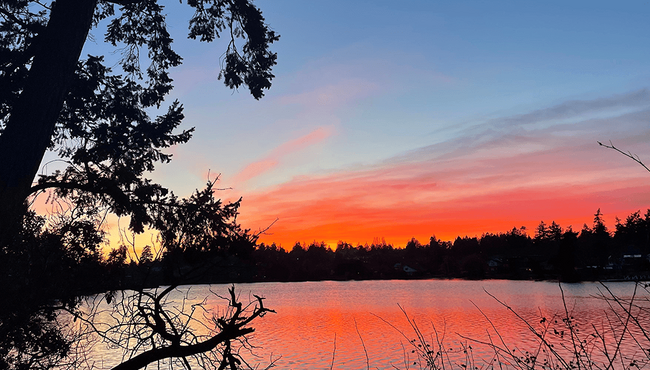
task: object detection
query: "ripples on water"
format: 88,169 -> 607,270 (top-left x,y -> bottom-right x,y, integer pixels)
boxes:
90,280 -> 647,369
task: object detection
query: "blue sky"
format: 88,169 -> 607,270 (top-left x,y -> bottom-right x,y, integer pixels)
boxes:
74,0 -> 650,246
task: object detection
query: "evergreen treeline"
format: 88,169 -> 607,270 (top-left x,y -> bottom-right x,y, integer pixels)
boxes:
17,208 -> 650,298
248,209 -> 650,282
97,208 -> 650,286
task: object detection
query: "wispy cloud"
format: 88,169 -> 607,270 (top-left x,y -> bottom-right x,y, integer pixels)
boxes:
238,90 -> 650,247
279,79 -> 379,110
231,126 -> 335,185
494,89 -> 650,128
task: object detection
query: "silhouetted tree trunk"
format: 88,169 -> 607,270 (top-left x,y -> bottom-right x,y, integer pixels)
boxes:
0,0 -> 97,243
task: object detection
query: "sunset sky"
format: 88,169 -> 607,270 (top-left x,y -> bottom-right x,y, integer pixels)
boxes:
79,0 -> 650,248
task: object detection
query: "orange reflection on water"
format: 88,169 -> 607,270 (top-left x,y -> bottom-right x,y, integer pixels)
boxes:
185,280 -> 643,369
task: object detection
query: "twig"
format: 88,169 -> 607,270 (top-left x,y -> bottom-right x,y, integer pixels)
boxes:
481,289 -> 572,369
598,282 -> 642,369
354,318 -> 370,370
559,283 -> 583,370
329,333 -> 336,370
254,217 -> 279,238
598,140 -> 650,173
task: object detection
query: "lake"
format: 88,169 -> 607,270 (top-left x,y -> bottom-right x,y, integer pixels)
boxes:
88,279 -> 650,369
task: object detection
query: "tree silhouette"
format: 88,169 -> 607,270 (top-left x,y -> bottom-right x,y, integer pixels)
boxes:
0,0 -> 278,368
0,0 -> 278,241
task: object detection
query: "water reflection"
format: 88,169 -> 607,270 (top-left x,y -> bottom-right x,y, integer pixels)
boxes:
91,280 -> 647,369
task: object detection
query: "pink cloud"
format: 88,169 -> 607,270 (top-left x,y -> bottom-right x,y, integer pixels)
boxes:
231,126 -> 334,184
232,160 -> 279,184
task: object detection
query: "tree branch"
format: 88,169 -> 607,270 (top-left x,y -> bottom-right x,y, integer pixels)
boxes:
0,8 -> 28,28
598,140 -> 650,173
103,0 -> 146,5
110,326 -> 255,370
109,286 -> 273,370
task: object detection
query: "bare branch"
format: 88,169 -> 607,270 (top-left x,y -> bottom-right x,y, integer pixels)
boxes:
598,140 -> 650,173
254,217 -> 279,238
90,286 -> 276,370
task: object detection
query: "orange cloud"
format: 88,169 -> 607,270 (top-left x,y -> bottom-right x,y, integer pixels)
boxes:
237,91 -> 650,249
241,174 -> 650,249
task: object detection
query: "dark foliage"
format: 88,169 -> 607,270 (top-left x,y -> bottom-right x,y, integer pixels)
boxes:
0,0 -> 278,368
242,209 -> 650,283
0,211 -> 105,369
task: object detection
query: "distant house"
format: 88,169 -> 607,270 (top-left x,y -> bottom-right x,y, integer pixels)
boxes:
393,263 -> 417,276
402,265 -> 417,275
487,257 -> 503,272
623,245 -> 643,261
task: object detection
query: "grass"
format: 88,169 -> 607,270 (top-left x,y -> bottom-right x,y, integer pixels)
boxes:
376,282 -> 650,370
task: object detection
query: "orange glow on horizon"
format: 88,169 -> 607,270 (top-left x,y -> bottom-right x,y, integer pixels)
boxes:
238,174 -> 650,250
231,116 -> 650,250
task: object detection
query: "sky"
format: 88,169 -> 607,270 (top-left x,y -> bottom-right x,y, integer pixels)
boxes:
74,0 -> 650,249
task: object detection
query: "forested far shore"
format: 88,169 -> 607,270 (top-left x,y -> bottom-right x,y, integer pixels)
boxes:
35,208 -> 650,296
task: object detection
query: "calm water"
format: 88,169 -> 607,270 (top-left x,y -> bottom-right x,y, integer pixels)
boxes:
88,280 -> 650,369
